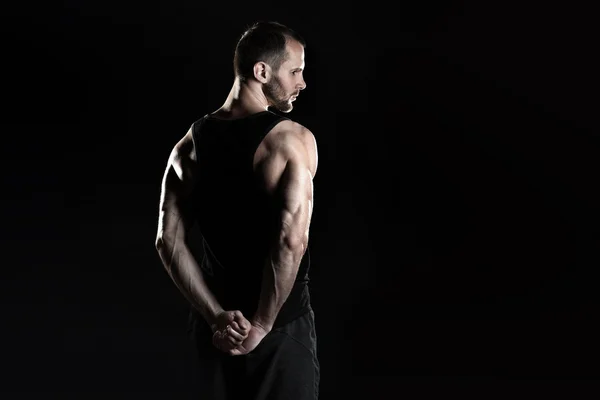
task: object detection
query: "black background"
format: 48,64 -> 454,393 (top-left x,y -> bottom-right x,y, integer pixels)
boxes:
2,1 -> 600,397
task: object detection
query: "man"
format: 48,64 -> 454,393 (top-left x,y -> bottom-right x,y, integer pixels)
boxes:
155,21 -> 319,399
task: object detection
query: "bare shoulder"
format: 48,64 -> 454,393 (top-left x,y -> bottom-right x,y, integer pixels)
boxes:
168,126 -> 197,183
172,127 -> 195,161
268,119 -> 318,177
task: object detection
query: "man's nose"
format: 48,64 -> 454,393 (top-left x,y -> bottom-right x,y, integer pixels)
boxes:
298,78 -> 306,90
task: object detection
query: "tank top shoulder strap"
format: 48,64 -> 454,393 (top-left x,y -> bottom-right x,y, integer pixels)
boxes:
190,115 -> 209,162
246,111 -> 290,150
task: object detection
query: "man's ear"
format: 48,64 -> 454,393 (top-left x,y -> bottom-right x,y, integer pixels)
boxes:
253,61 -> 271,84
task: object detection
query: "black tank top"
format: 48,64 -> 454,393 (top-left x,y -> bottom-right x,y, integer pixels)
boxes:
188,110 -> 312,330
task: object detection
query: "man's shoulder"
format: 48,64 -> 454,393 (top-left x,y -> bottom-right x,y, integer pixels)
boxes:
269,119 -> 317,175
172,125 -> 196,163
271,118 -> 314,145
175,114 -> 212,161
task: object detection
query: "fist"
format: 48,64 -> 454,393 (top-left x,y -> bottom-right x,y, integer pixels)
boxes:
211,310 -> 251,354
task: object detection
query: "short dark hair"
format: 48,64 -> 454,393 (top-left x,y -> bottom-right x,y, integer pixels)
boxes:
233,21 -> 306,83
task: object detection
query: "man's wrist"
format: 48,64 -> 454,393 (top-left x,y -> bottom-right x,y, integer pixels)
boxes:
207,307 -> 225,331
250,317 -> 273,333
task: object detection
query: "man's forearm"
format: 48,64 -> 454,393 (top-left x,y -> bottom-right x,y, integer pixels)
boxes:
252,240 -> 305,331
156,231 -> 223,328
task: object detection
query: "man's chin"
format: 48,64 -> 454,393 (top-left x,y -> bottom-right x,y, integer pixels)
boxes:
273,104 -> 293,113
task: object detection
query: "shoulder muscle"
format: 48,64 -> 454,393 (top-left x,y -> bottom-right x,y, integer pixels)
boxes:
256,121 -> 315,195
161,127 -> 197,203
170,128 -> 196,182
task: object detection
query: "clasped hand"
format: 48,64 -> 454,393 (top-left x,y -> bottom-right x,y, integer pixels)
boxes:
211,310 -> 270,356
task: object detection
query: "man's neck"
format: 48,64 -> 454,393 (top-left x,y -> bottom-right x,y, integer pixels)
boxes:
215,78 -> 268,119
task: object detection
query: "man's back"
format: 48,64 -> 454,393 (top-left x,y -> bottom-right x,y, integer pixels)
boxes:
189,110 -> 316,330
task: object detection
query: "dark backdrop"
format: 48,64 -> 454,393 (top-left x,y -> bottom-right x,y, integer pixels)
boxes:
2,1 -> 599,398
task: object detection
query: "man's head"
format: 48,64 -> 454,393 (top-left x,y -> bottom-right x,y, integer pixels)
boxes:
234,21 -> 307,113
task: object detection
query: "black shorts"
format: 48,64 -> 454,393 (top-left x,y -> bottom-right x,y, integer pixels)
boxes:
189,309 -> 320,400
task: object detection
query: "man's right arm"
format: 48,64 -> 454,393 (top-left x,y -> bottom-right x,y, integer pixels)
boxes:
154,129 -> 225,329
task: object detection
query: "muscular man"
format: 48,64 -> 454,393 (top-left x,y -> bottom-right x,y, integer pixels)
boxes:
155,21 -> 319,399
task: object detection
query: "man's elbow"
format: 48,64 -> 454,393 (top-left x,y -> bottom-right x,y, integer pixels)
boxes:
279,210 -> 309,256
281,231 -> 308,257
